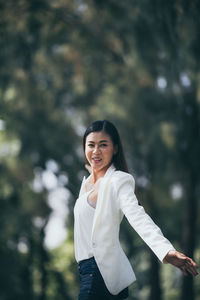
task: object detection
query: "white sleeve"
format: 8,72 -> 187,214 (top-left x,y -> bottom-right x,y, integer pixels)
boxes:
116,173 -> 175,262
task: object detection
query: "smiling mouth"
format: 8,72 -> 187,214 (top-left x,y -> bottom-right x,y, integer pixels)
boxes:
92,158 -> 102,163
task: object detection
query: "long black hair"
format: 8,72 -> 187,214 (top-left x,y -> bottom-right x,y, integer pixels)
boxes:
83,120 -> 129,173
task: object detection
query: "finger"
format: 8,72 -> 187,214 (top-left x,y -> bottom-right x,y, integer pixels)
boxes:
181,261 -> 199,276
185,265 -> 199,276
185,259 -> 196,268
188,266 -> 199,276
185,259 -> 199,274
188,259 -> 199,268
179,266 -> 188,276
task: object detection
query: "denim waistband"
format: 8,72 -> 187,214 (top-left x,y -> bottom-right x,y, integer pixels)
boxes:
78,256 -> 95,267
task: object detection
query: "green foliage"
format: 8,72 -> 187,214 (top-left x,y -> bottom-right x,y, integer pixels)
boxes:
0,0 -> 200,299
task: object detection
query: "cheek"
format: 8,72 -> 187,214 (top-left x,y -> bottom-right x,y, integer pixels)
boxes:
85,148 -> 92,158
104,148 -> 115,157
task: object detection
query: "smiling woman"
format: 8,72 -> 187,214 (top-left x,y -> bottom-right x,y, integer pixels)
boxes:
74,120 -> 199,300
82,120 -> 129,175
85,131 -> 118,180
83,131 -> 119,210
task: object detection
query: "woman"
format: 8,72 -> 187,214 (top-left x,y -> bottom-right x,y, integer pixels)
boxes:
74,120 -> 198,300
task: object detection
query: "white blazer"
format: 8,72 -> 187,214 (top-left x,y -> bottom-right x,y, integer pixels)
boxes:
76,164 -> 174,295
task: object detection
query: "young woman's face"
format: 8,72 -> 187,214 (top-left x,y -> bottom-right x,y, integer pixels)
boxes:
85,131 -> 118,173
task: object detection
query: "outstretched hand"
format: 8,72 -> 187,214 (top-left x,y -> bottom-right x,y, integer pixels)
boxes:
163,250 -> 199,276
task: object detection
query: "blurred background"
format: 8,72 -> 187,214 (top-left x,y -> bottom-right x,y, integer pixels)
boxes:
0,0 -> 200,299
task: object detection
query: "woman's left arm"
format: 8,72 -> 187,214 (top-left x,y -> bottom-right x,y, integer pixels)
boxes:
116,173 -> 199,276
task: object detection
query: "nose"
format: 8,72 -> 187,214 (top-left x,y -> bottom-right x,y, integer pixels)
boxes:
93,146 -> 100,153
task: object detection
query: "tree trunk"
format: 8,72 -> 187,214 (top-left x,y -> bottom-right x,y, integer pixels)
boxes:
149,252 -> 162,300
146,191 -> 163,300
179,94 -> 199,300
180,175 -> 197,300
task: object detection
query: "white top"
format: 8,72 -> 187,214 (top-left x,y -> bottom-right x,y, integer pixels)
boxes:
74,190 -> 95,262
74,164 -> 175,295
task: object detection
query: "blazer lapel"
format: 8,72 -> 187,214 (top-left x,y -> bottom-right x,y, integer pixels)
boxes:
91,164 -> 116,238
78,176 -> 86,197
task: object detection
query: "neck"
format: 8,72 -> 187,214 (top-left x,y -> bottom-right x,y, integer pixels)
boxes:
91,164 -> 112,183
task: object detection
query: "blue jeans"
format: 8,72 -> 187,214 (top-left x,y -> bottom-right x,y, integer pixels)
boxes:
78,257 -> 128,300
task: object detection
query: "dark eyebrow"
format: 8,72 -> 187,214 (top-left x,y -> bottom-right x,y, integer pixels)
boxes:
87,140 -> 109,143
99,140 -> 109,143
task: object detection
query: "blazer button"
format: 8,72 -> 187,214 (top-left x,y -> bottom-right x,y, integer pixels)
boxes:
92,242 -> 96,247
